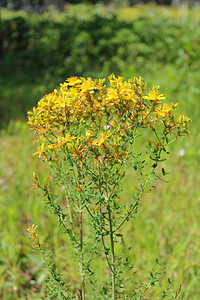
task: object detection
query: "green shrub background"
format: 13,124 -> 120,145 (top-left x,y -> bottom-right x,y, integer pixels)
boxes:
0,3 -> 200,299
1,4 -> 200,125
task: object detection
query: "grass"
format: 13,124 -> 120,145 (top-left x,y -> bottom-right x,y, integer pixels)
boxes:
0,75 -> 64,128
121,62 -> 200,298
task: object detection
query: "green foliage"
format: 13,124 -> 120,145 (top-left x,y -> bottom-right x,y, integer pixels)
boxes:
2,4 -> 200,78
1,4 -> 200,126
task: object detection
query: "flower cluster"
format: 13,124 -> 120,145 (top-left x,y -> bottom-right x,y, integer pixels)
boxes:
28,74 -> 190,167
27,225 -> 41,250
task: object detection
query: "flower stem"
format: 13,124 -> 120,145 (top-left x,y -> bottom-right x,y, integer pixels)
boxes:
107,204 -> 115,300
79,211 -> 85,300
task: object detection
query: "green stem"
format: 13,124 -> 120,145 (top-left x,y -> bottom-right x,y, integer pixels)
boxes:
99,162 -> 117,299
114,199 -> 139,233
63,151 -> 87,299
79,211 -> 85,300
107,204 -> 115,300
101,234 -> 114,274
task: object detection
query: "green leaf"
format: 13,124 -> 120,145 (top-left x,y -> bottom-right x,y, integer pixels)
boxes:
152,162 -> 157,169
162,168 -> 166,176
133,163 -> 137,171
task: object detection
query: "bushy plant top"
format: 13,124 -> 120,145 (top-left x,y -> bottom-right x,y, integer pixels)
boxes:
28,74 -> 190,166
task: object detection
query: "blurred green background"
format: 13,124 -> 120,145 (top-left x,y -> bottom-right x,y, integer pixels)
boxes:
0,0 -> 200,299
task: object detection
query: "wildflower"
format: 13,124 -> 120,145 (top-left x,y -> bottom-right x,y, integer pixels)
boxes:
27,74 -> 190,165
76,182 -> 84,192
56,134 -> 76,148
47,144 -> 54,150
153,140 -> 163,149
65,76 -> 82,87
177,115 -> 186,127
86,130 -> 93,138
33,172 -> 38,181
106,88 -> 118,103
143,86 -> 166,104
27,224 -> 38,234
33,143 -> 46,158
92,131 -> 112,147
155,103 -> 173,117
139,77 -> 143,85
109,74 -> 123,89
32,171 -> 40,189
27,225 -> 41,250
80,77 -> 95,93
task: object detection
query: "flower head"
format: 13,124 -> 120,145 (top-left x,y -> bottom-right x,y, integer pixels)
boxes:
143,86 -> 166,104
28,75 -> 190,166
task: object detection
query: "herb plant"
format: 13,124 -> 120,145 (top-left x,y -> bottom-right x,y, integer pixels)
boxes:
27,74 -> 190,299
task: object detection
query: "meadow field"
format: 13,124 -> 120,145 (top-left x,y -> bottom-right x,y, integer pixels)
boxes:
0,4 -> 200,299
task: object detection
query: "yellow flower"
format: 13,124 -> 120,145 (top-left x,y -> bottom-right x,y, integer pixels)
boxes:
178,115 -> 185,124
109,74 -> 123,89
110,120 -> 115,127
33,143 -> 46,158
27,225 -> 40,249
86,130 -> 93,138
177,115 -> 190,127
33,107 -> 37,115
80,77 -> 95,93
139,77 -> 143,85
106,88 -> 118,103
142,109 -> 151,118
65,76 -> 82,86
47,144 -> 54,150
28,74 -> 190,163
27,224 -> 38,234
143,86 -> 166,103
92,131 -> 111,146
155,104 -> 172,117
33,172 -> 38,181
57,134 -> 76,147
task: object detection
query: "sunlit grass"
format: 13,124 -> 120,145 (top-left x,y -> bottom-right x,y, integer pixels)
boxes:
117,4 -> 200,24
